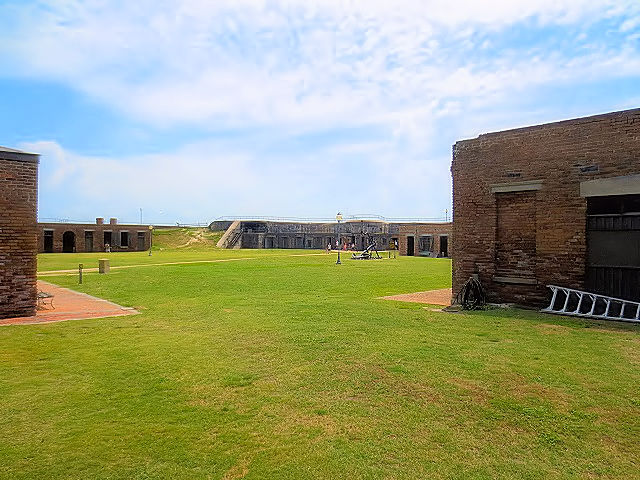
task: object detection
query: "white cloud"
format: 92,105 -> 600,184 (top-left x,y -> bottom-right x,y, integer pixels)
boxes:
2,1 -> 640,219
2,0 -> 639,133
24,137 -> 451,222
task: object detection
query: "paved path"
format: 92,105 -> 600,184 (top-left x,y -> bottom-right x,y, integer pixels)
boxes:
380,288 -> 452,306
37,252 -> 349,276
38,257 -> 257,276
0,281 -> 138,326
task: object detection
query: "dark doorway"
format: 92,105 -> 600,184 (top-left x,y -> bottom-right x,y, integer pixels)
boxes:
84,231 -> 94,252
120,231 -> 129,248
137,232 -> 146,250
104,231 -> 112,249
44,230 -> 54,253
586,194 -> 640,301
407,236 -> 415,256
439,235 -> 449,257
62,231 -> 76,253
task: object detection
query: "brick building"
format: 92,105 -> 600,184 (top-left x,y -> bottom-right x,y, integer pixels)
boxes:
38,218 -> 151,253
0,147 -> 39,319
452,108 -> 640,307
395,223 -> 451,257
215,219 -> 451,257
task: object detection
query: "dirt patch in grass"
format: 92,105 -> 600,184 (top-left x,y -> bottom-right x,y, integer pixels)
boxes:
619,337 -> 640,367
187,380 -> 256,411
508,378 -> 571,410
534,323 -> 572,335
449,374 -> 571,411
274,410 -> 339,437
448,377 -> 490,404
264,404 -> 364,442
332,363 -> 442,406
222,457 -> 250,480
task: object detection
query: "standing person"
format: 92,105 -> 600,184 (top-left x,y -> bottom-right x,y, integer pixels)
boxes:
327,243 -> 331,254
394,239 -> 398,259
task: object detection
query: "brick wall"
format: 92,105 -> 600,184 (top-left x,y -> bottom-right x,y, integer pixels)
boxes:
452,108 -> 640,306
0,152 -> 39,319
38,222 -> 151,253
231,220 -> 452,253
395,223 -> 452,257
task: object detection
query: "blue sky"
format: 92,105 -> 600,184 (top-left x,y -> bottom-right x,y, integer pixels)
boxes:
1,0 -> 639,224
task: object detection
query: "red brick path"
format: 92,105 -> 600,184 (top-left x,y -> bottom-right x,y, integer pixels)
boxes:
0,280 -> 138,326
380,288 -> 452,306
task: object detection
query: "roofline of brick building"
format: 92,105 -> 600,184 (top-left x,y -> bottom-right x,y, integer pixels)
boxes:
234,220 -> 452,226
0,146 -> 40,163
38,222 -> 150,227
453,107 -> 640,147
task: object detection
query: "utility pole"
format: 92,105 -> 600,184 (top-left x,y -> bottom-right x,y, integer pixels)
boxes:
336,212 -> 342,265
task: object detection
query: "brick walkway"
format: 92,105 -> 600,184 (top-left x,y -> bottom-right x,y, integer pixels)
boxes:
0,281 -> 138,326
380,288 -> 452,306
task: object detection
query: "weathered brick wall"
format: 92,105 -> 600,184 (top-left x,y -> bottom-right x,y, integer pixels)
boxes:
395,223 -> 452,256
495,192 -> 537,279
38,222 -> 151,253
233,220 -> 451,252
0,155 -> 39,319
452,108 -> 640,306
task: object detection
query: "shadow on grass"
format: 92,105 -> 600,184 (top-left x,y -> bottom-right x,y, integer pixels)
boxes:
458,306 -> 640,334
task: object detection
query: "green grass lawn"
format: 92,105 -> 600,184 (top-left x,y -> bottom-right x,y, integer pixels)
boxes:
2,244 -> 639,479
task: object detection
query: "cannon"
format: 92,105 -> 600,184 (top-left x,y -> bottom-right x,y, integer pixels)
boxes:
351,234 -> 382,260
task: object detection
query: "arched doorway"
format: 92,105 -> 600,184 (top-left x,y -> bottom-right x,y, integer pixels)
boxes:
62,231 -> 76,253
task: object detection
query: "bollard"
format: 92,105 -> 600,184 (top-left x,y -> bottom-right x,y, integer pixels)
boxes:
78,263 -> 83,284
99,258 -> 110,274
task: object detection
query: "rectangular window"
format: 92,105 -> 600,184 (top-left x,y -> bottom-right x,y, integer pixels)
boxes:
419,235 -> 433,253
120,231 -> 129,248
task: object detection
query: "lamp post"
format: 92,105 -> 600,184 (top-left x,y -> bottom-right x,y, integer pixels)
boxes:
336,212 -> 342,265
148,225 -> 153,256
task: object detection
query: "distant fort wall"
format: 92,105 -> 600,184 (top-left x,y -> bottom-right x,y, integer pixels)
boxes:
211,219 -> 452,257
